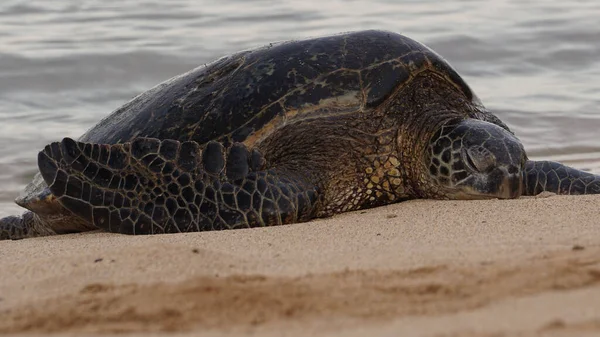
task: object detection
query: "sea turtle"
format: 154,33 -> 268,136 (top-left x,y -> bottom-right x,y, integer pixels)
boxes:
1,30 -> 599,240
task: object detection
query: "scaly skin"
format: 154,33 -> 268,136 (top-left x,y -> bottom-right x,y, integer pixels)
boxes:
0,212 -> 57,240
37,138 -> 320,234
0,215 -> 29,240
523,160 -> 600,195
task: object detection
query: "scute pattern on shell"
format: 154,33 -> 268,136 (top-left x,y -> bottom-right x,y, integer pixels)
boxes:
78,30 -> 476,148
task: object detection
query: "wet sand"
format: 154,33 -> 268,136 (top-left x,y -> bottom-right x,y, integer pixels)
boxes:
1,194 -> 600,337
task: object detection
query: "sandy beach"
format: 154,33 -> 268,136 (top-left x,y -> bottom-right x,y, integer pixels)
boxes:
1,194 -> 599,337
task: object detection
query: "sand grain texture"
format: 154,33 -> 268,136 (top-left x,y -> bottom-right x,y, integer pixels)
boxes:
1,195 -> 600,337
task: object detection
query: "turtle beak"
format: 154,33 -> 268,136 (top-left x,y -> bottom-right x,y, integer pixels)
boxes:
496,166 -> 523,199
454,166 -> 523,200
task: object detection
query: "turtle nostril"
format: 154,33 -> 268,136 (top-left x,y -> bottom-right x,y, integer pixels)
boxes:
507,165 -> 519,175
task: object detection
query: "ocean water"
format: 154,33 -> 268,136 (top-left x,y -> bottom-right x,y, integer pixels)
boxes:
0,0 -> 599,216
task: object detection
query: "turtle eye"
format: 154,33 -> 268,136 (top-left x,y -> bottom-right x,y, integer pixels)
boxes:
463,150 -> 478,172
464,147 -> 495,173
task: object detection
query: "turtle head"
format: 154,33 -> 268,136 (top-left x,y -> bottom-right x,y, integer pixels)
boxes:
425,119 -> 526,199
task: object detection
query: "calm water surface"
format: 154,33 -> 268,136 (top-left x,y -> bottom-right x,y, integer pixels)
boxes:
1,0 -> 599,216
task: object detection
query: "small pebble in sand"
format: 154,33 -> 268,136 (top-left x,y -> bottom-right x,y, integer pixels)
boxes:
386,214 -> 398,219
572,245 -> 585,251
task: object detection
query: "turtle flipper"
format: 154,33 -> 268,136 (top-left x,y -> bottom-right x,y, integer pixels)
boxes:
0,212 -> 49,240
0,215 -> 28,240
523,160 -> 600,196
37,137 -> 320,235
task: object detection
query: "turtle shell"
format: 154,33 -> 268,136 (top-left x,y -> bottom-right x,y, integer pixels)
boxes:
19,30 -> 477,206
79,29 -> 476,146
